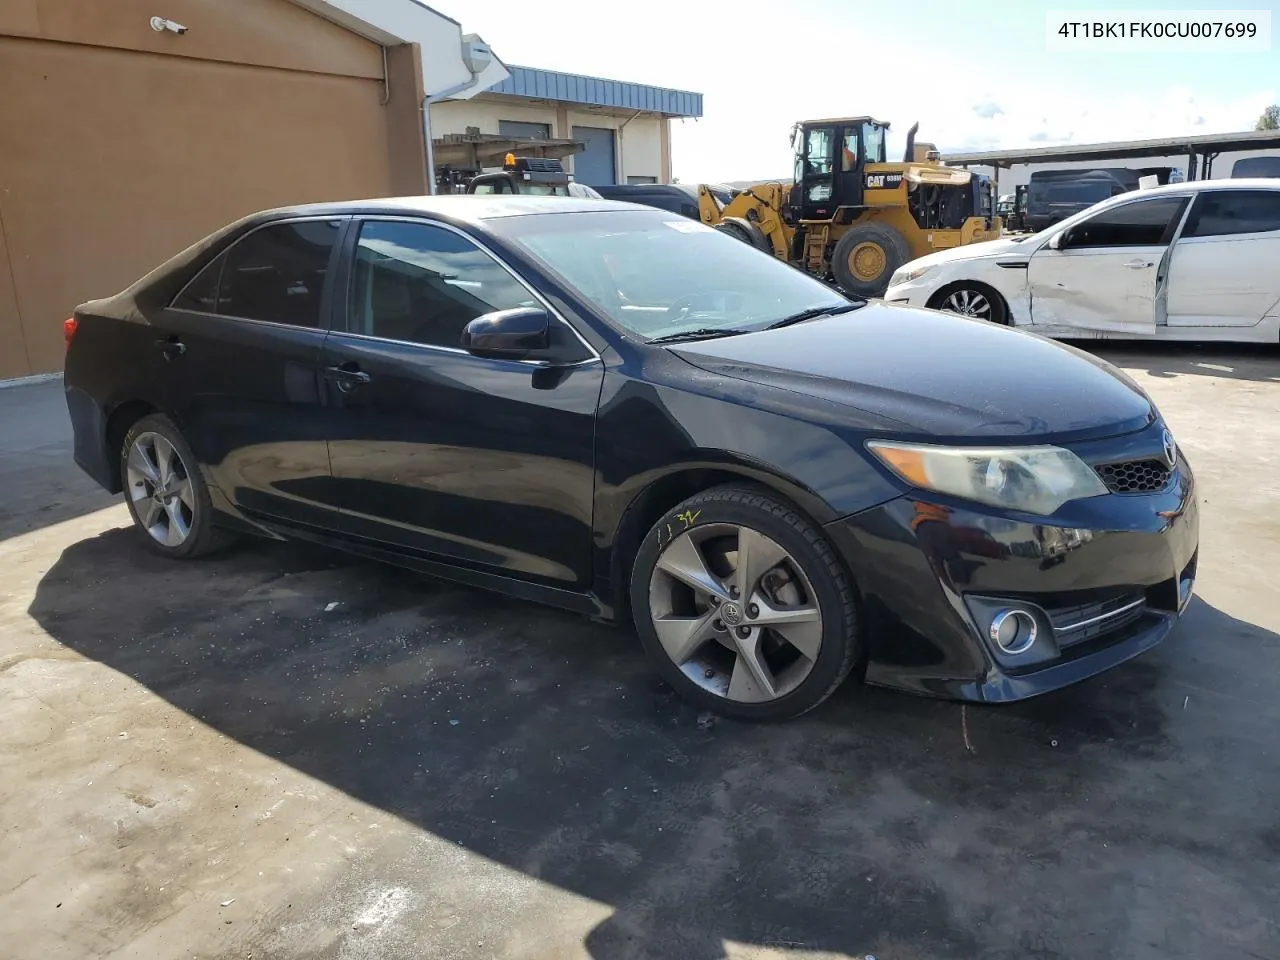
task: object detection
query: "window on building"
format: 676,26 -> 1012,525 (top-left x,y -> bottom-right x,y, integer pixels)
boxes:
627,176 -> 658,184
1064,197 -> 1186,248
1184,190 -> 1280,237
349,221 -> 537,349
498,120 -> 552,141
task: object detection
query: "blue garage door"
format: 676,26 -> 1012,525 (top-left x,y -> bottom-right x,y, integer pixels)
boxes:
572,125 -> 616,186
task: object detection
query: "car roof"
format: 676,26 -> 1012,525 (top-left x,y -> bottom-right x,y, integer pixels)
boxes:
1072,177 -> 1280,216
250,194 -> 644,224
1107,177 -> 1280,198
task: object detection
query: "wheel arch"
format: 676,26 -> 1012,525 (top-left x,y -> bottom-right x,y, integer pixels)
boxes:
102,399 -> 161,493
926,278 -> 1011,324
604,461 -> 840,623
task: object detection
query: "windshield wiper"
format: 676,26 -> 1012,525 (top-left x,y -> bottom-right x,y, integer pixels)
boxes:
765,301 -> 866,330
648,327 -> 752,344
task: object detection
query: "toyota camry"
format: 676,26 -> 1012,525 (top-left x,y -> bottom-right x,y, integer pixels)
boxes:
64,196 -> 1199,721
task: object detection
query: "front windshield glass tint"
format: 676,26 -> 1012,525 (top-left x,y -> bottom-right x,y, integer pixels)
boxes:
492,210 -> 848,340
805,127 -> 833,176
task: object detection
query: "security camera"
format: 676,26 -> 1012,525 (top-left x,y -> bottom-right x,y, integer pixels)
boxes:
150,16 -> 188,34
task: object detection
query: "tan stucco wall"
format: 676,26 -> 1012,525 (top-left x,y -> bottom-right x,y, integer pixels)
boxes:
0,0 -> 427,379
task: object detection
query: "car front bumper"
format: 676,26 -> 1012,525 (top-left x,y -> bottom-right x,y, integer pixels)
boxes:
823,438 -> 1199,703
882,279 -> 931,308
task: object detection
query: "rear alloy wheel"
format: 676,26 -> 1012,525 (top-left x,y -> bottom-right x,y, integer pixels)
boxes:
933,283 -> 1008,324
121,413 -> 230,558
631,485 -> 859,721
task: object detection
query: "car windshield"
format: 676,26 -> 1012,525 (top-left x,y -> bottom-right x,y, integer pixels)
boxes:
489,210 -> 850,340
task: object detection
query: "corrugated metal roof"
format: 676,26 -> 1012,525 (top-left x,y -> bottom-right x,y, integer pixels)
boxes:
490,66 -> 702,118
945,129 -> 1280,166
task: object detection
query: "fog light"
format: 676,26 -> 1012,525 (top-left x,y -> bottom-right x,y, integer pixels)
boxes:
989,609 -> 1038,655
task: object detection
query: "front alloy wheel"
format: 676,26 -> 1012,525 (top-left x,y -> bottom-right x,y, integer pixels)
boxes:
934,283 -> 1008,324
940,287 -> 992,319
649,523 -> 824,703
631,484 -> 860,721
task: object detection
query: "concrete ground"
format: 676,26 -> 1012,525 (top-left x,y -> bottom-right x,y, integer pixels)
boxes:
2,344 -> 1278,960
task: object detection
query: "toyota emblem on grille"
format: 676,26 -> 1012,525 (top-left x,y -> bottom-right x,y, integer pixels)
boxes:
1162,429 -> 1177,469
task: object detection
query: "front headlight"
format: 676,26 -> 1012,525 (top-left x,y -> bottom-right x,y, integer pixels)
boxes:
888,264 -> 934,286
866,441 -> 1108,515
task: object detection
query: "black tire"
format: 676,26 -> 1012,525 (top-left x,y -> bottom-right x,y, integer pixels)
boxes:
928,282 -> 1009,325
831,222 -> 911,298
120,413 -> 232,559
630,483 -> 860,722
715,217 -> 772,253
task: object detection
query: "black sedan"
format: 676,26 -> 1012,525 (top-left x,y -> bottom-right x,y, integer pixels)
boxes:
64,196 -> 1199,721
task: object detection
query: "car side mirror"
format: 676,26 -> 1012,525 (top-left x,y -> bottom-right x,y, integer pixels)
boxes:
1048,231 -> 1066,250
461,306 -> 550,359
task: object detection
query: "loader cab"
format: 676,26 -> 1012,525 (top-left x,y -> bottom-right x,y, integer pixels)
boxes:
790,117 -> 890,221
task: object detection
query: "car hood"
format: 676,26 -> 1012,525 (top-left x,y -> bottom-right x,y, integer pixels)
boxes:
670,304 -> 1154,443
896,234 -> 1035,273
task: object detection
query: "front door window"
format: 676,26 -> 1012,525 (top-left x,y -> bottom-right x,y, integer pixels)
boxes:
349,221 -> 536,349
1062,196 -> 1186,248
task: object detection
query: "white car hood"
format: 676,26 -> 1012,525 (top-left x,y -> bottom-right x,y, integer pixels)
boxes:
901,234 -> 1034,272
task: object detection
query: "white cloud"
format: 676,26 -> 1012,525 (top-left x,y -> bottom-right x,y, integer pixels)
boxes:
672,82 -> 1275,182
443,0 -> 1275,184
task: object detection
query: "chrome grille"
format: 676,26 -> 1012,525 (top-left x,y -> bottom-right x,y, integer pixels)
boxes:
1095,458 -> 1171,495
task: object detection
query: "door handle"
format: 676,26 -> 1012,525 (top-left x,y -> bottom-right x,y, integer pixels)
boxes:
1123,259 -> 1155,269
323,363 -> 372,391
154,336 -> 186,359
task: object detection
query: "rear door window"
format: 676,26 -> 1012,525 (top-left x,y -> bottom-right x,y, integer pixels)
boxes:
172,256 -> 224,313
1184,190 -> 1280,237
209,220 -> 340,327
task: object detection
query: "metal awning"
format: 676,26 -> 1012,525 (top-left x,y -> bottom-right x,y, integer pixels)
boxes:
944,129 -> 1280,169
488,66 -> 702,118
432,132 -> 584,169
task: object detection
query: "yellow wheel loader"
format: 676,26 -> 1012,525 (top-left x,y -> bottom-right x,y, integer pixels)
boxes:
697,118 -> 1002,297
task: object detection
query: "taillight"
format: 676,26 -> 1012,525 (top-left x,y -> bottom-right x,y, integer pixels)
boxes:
64,317 -> 78,349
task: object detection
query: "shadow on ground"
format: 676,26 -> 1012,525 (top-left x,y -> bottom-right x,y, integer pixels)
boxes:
28,529 -> 1280,959
1084,341 -> 1280,383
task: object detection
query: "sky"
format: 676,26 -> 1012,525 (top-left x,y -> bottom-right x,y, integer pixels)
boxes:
440,0 -> 1279,183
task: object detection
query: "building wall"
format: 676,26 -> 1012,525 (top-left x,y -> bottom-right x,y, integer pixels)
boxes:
431,97 -> 668,183
0,0 -> 427,379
